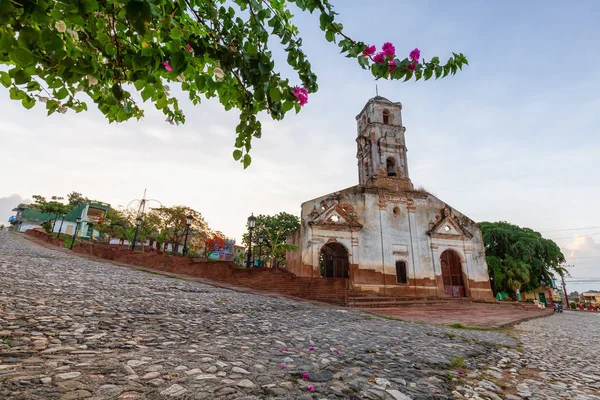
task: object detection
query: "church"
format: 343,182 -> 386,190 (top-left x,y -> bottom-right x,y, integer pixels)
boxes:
286,96 -> 494,301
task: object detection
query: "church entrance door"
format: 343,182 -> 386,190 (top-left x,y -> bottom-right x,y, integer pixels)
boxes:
320,243 -> 349,278
440,250 -> 466,297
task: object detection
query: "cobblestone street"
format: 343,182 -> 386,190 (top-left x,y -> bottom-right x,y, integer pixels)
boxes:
0,232 -> 598,400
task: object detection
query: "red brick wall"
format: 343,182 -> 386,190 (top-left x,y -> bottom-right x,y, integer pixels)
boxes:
25,232 -> 348,305
25,229 -> 65,247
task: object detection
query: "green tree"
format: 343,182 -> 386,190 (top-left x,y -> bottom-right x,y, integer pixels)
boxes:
31,194 -> 70,231
479,221 -> 566,295
66,191 -> 89,208
0,0 -> 467,167
243,212 -> 299,267
150,206 -> 207,253
568,291 -> 580,298
99,208 -> 131,243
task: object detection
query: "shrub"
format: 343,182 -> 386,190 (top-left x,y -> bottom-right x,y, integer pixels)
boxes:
570,302 -> 576,309
41,220 -> 52,234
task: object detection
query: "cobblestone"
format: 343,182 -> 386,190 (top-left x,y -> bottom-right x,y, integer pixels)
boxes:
457,312 -> 600,400
0,232 -> 595,399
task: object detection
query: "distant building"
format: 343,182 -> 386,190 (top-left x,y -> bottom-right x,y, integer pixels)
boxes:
9,201 -> 110,239
582,292 -> 600,305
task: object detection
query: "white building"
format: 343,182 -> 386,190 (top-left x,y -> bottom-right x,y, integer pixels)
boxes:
286,97 -> 494,301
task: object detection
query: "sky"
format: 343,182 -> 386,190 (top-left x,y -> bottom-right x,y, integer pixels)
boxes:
1,0 -> 599,292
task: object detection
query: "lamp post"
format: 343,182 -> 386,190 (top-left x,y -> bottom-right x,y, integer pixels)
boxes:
258,234 -> 264,268
245,213 -> 256,268
182,215 -> 193,256
131,216 -> 142,251
56,213 -> 67,238
70,217 -> 81,250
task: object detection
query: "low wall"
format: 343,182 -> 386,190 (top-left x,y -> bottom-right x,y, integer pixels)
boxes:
26,229 -> 65,247
25,230 -> 348,305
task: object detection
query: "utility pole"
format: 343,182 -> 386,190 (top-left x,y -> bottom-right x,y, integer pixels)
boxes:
561,264 -> 574,307
562,275 -> 569,307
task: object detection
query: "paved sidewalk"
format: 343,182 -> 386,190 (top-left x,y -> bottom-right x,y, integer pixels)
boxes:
365,302 -> 553,328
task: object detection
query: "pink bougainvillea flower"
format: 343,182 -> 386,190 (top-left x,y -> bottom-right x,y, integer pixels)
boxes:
362,45 -> 376,57
309,345 -> 315,351
334,349 -> 340,354
307,385 -> 315,392
409,48 -> 421,62
407,60 -> 417,71
280,364 -> 285,369
373,52 -> 385,64
388,59 -> 397,74
187,44 -> 193,53
457,370 -> 465,375
302,372 -> 309,379
292,86 -> 309,106
382,42 -> 395,57
163,61 -> 173,72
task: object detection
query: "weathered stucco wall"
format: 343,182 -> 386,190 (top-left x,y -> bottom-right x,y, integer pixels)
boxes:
290,186 -> 493,301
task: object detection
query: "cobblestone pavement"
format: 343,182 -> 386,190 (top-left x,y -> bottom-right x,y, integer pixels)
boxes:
456,311 -> 600,400
0,232 -> 597,400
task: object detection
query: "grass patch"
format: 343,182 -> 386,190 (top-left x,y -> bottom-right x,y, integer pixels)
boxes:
447,333 -> 457,340
449,356 -> 466,370
447,323 -> 503,331
127,281 -> 140,285
2,338 -> 11,345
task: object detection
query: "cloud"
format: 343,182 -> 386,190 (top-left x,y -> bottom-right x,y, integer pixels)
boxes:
0,194 -> 30,226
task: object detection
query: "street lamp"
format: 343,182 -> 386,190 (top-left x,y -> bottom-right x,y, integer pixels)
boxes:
56,213 -> 67,238
245,213 -> 256,268
131,216 -> 142,251
257,233 -> 264,268
182,214 -> 193,256
70,217 -> 81,250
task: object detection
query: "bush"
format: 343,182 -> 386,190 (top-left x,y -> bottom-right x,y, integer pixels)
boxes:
41,220 -> 52,234
570,302 -> 576,309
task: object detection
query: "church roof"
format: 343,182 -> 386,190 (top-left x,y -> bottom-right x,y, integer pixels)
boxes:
371,95 -> 392,103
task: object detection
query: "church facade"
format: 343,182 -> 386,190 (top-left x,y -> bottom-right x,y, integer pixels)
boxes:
286,97 -> 494,301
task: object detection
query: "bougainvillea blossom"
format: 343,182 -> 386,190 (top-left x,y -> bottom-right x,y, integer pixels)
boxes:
382,42 -> 396,57
362,45 -> 376,56
292,86 -> 309,106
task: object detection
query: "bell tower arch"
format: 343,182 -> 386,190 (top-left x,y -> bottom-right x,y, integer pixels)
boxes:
355,96 -> 413,191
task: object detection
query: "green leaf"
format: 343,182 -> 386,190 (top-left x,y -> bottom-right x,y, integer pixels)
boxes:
21,95 -> 35,109
11,48 -> 34,67
424,68 -> 433,81
243,153 -> 252,169
281,100 -> 293,113
18,27 -> 40,47
357,55 -> 369,69
170,29 -> 183,40
233,149 -> 242,161
105,43 -> 117,56
141,85 -> 154,102
269,86 -> 281,102
0,71 -> 10,88
56,88 -> 69,100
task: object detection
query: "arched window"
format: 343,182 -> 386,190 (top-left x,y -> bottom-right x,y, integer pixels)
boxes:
386,157 -> 396,177
396,261 -> 408,284
364,161 -> 369,177
382,109 -> 390,124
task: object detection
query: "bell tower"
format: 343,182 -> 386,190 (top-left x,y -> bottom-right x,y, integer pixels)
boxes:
355,96 -> 413,191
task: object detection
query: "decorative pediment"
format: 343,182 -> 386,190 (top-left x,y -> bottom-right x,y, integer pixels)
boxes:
308,203 -> 362,232
428,207 -> 473,240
